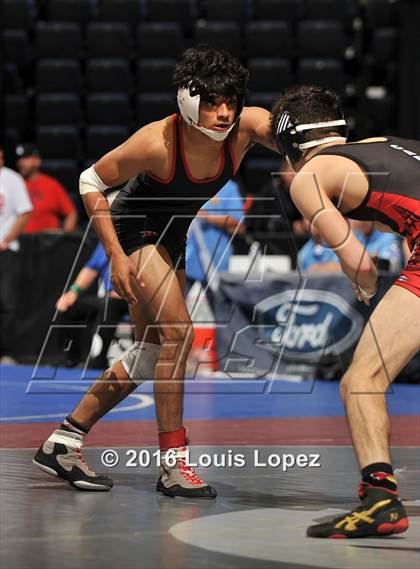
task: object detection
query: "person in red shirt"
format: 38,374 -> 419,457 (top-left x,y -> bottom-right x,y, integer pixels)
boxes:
16,143 -> 78,233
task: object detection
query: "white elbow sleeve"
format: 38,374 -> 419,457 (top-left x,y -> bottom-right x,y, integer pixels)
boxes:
79,166 -> 109,195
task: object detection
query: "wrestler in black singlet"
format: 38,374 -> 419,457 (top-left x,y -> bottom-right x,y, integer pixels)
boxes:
110,114 -> 237,269
316,136 -> 420,295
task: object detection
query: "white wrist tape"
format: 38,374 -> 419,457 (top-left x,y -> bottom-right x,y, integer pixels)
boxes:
79,165 -> 109,195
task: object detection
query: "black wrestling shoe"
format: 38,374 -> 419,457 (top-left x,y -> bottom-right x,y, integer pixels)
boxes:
33,430 -> 113,491
307,486 -> 409,538
156,446 -> 217,499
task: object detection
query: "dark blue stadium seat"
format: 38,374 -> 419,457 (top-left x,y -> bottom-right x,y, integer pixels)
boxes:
245,21 -> 293,59
136,93 -> 176,126
45,0 -> 93,24
254,0 -> 302,22
37,126 -> 81,160
86,59 -> 132,92
86,23 -> 133,59
36,59 -> 82,93
3,63 -> 24,94
136,23 -> 183,58
4,95 -> 28,131
297,58 -> 345,95
247,92 -> 277,111
42,160 -> 79,193
371,27 -> 398,66
298,20 -> 345,58
194,21 -> 242,59
248,59 -> 293,93
2,30 -> 31,67
203,0 -> 250,24
85,126 -> 129,161
35,22 -> 82,59
146,0 -> 196,33
364,0 -> 400,29
98,0 -> 143,24
1,0 -> 35,30
86,93 -> 133,126
303,0 -> 357,22
36,94 -> 81,126
137,59 -> 177,92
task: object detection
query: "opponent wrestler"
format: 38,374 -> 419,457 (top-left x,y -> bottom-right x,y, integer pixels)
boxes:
33,46 -> 277,497
272,85 -> 419,538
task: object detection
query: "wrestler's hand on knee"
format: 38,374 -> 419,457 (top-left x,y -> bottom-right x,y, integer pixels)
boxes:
110,252 -> 143,304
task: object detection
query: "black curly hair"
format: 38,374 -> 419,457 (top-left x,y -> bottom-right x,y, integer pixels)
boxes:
173,45 -> 249,99
271,85 -> 345,143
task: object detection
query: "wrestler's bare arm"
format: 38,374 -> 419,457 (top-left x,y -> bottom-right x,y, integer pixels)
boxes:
290,157 -> 378,291
238,106 -> 279,154
81,120 -> 168,302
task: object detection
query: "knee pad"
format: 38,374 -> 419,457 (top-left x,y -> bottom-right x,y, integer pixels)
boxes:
121,341 -> 160,385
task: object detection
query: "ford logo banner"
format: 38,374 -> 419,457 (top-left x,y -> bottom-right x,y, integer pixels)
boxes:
255,289 -> 365,362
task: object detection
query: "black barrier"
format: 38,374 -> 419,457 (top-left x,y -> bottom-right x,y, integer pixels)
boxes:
211,273 -> 420,383
15,232 -> 97,363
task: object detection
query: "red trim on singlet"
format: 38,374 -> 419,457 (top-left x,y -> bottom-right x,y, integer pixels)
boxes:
178,115 -> 226,184
144,114 -> 177,184
227,138 -> 238,175
366,191 -> 420,238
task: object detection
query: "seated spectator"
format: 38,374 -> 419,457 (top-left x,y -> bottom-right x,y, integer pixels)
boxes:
0,146 -> 33,364
299,219 -> 403,274
55,241 -> 128,369
352,220 -> 403,272
16,143 -> 78,233
186,179 -> 246,291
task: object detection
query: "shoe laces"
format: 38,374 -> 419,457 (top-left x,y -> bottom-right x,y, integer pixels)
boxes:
167,446 -> 205,486
75,448 -> 96,476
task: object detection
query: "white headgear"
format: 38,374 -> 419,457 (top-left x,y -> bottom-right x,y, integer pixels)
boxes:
177,83 -> 243,142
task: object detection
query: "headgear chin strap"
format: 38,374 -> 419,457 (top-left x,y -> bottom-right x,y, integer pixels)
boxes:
275,110 -> 348,163
177,84 -> 244,142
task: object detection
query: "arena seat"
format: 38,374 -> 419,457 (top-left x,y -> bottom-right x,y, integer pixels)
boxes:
36,94 -> 81,126
247,92 -> 278,110
202,0 -> 250,25
254,0 -> 302,22
37,125 -> 81,160
245,21 -> 293,59
136,23 -> 183,58
370,27 -> 398,66
85,126 -> 129,161
4,95 -> 28,132
136,93 -> 176,126
86,23 -> 133,59
2,30 -> 31,67
137,59 -> 177,92
41,159 -> 79,193
303,0 -> 357,23
193,21 -> 243,59
86,93 -> 132,126
2,64 -> 23,95
248,58 -> 293,93
35,22 -> 82,59
297,58 -> 345,95
1,0 -> 35,30
364,0 -> 401,29
98,0 -> 143,24
298,20 -> 345,58
86,59 -> 132,93
45,0 -> 93,25
36,59 -> 82,93
146,0 -> 196,33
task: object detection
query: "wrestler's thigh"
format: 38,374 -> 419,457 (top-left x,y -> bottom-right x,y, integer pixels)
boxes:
346,285 -> 420,387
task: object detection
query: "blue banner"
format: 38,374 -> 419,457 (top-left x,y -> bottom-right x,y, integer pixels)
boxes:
212,273 -> 419,382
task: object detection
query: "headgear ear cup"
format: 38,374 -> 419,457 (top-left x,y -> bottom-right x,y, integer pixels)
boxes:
275,110 -> 348,163
177,83 -> 245,142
